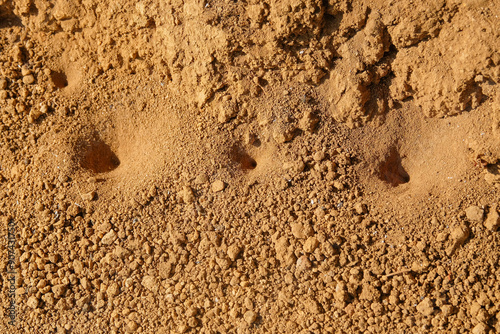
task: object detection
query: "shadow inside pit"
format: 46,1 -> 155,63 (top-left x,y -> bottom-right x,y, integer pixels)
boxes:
79,139 -> 120,174
378,147 -> 409,186
230,145 -> 257,171
50,71 -> 68,89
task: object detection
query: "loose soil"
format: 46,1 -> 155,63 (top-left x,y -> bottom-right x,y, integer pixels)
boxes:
1,0 -> 500,333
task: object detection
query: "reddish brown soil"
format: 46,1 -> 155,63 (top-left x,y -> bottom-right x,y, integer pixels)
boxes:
1,0 -> 500,333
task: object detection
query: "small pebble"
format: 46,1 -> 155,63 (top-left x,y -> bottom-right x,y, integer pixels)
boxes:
303,237 -> 319,253
27,296 -> 39,309
243,311 -> 257,324
465,206 -> 484,222
416,297 -> 434,316
211,180 -> 225,192
23,74 -> 35,84
484,205 -> 500,231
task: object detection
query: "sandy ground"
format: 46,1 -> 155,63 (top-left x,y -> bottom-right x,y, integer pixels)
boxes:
1,0 -> 500,333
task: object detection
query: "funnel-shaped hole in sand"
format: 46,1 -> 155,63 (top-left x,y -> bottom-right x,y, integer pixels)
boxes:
50,71 -> 68,89
230,146 -> 257,171
378,147 -> 409,186
78,139 -> 120,173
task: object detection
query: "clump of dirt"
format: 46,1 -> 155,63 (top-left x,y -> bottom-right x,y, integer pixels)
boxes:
1,1 -> 500,333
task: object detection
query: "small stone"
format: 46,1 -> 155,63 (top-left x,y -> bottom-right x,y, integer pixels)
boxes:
272,127 -> 295,143
451,225 -> 470,244
141,275 -> 158,293
101,230 -> 118,245
291,222 -> 314,239
21,66 -> 31,76
177,323 -> 188,333
0,78 -> 7,89
194,173 -> 208,184
305,298 -> 323,314
27,296 -> 39,309
312,151 -> 325,162
470,301 -> 482,316
58,106 -> 70,116
476,309 -> 490,323
178,186 -> 195,203
472,322 -> 489,334
334,282 -> 348,303
298,110 -> 319,132
42,293 -> 55,306
227,244 -> 241,261
81,191 -> 96,201
314,207 -> 325,219
107,282 -> 120,297
159,262 -> 173,279
37,279 -> 47,290
55,298 -> 69,310
113,246 -> 131,259
23,74 -> 35,84
66,204 -> 81,217
484,166 -> 500,185
76,295 -> 90,308
359,283 -> 381,302
81,278 -> 91,290
416,297 -> 435,316
283,160 -> 305,175
411,260 -> 429,273
465,206 -> 484,222
187,317 -> 199,328
126,321 -> 139,332
485,205 -> 500,231
218,101 -> 238,123
28,109 -> 43,123
303,237 -> 319,253
354,203 -> 367,215
0,90 -> 8,100
446,224 -> 470,256
296,255 -> 312,273
211,180 -> 225,192
243,131 -> 257,145
52,284 -> 68,298
73,259 -> 84,275
40,104 -> 49,114
440,304 -> 454,317
333,180 -> 345,190
243,311 -> 257,324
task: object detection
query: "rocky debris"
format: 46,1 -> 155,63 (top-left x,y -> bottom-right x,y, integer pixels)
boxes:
446,224 -> 470,256
291,222 -> 314,239
272,125 -> 296,144
472,322 -> 490,334
303,236 -> 319,253
485,205 -> 500,231
1,1 -> 500,333
298,110 -> 319,132
465,205 -> 484,222
27,296 -> 39,309
211,180 -> 225,192
416,297 -> 435,316
101,229 -> 118,245
178,186 -> 195,203
484,165 -> 500,185
141,276 -> 158,293
244,311 -> 257,324
227,244 -> 241,261
354,202 -> 368,215
217,99 -> 238,123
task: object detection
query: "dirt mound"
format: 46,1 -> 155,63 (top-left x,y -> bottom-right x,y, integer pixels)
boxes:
1,1 -> 500,333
